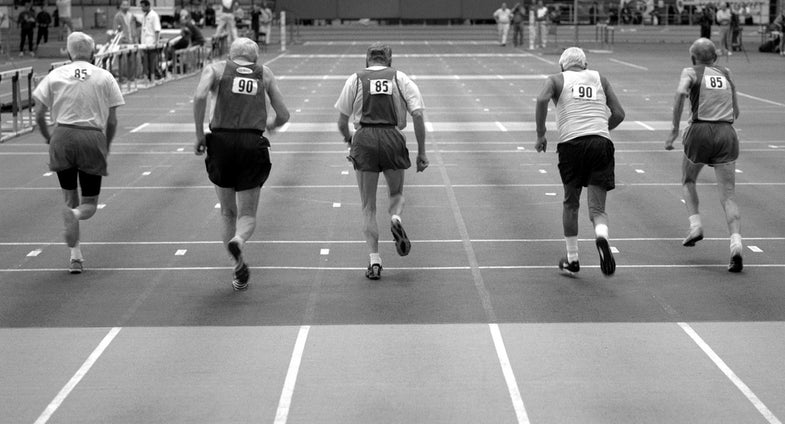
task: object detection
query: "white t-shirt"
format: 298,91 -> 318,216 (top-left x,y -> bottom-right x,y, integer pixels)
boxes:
56,0 -> 72,18
494,8 -> 512,23
334,66 -> 425,130
141,10 -> 161,46
33,61 -> 125,130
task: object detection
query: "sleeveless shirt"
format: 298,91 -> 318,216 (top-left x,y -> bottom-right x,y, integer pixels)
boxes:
357,67 -> 398,126
689,65 -> 734,123
210,61 -> 267,134
556,70 -> 610,142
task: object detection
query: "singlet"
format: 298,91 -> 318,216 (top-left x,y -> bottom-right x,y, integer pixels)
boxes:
210,61 -> 267,134
357,67 -> 398,126
555,70 -> 610,142
689,65 -> 734,123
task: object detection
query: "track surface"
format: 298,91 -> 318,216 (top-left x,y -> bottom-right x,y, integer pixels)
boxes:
2,36 -> 784,423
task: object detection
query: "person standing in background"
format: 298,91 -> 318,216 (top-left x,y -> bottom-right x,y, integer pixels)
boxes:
55,0 -> 73,40
113,0 -> 136,44
140,0 -> 162,83
493,3 -> 513,46
535,0 -> 549,48
17,2 -> 36,56
715,3 -> 732,55
36,6 -> 52,50
511,3 -> 526,47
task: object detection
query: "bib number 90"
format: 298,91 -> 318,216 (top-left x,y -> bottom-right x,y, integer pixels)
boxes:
232,77 -> 259,95
370,79 -> 392,95
572,84 -> 596,100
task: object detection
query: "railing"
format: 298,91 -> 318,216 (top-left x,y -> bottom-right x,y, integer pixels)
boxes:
0,67 -> 36,143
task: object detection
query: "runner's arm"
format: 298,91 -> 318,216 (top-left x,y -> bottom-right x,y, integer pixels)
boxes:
534,76 -> 555,152
264,67 -> 290,132
192,64 -> 215,154
106,106 -> 118,152
601,76 -> 625,130
35,105 -> 51,144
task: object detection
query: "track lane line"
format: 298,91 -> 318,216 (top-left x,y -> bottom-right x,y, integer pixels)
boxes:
678,323 -> 783,424
33,327 -> 122,424
490,323 -> 532,424
273,325 -> 310,424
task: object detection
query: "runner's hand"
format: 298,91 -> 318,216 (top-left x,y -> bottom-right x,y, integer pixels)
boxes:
195,134 -> 206,155
535,135 -> 547,152
416,153 -> 429,172
665,129 -> 679,151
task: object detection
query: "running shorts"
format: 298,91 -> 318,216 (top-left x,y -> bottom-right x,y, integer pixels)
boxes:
205,131 -> 271,191
557,135 -> 615,191
683,121 -> 739,166
48,125 -> 108,176
349,126 -> 411,172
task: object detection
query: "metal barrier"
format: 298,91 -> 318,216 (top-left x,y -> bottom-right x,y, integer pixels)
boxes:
595,24 -> 615,48
0,67 -> 35,143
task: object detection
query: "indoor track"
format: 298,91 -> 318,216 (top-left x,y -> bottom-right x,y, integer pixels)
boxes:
1,36 -> 784,423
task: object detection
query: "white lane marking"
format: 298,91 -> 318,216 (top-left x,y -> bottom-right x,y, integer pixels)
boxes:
610,246 -> 620,253
736,169 -> 743,173
177,147 -> 185,152
34,327 -> 122,424
495,121 -> 508,132
609,58 -> 648,71
489,324 -> 531,424
341,170 -> 349,175
43,172 -> 53,177
332,202 -> 341,208
737,92 -> 785,107
27,249 -> 42,257
538,169 -> 547,174
748,246 -> 763,253
278,122 -> 291,132
142,171 -> 151,176
214,203 -> 221,209
97,204 -> 106,209
174,249 -> 187,256
425,122 -> 434,132
545,192 -> 557,196
635,169 -> 645,174
635,121 -> 655,131
129,122 -> 149,133
168,109 -> 176,113
678,323 -> 783,424
320,249 -> 329,255
274,325 -> 311,424
516,146 -> 525,150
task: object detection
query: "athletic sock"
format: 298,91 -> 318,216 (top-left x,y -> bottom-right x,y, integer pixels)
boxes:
70,243 -> 83,261
595,224 -> 609,240
72,208 -> 82,220
391,215 -> 401,225
566,236 -> 579,263
730,233 -> 743,254
369,252 -> 382,266
688,214 -> 702,230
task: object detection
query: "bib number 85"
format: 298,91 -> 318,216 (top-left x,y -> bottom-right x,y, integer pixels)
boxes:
370,79 -> 392,95
704,75 -> 727,90
232,77 -> 259,95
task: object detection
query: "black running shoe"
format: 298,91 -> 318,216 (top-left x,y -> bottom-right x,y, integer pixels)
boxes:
69,259 -> 83,274
728,253 -> 743,273
558,257 -> 580,275
365,263 -> 382,280
391,220 -> 411,256
682,228 -> 704,247
596,237 -> 616,276
228,239 -> 242,263
232,263 -> 250,291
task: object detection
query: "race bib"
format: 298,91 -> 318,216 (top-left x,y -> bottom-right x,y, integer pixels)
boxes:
572,84 -> 597,100
703,75 -> 728,90
231,77 -> 258,95
72,68 -> 91,81
369,79 -> 392,95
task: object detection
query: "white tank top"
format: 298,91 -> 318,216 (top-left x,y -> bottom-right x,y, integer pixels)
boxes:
556,70 -> 611,142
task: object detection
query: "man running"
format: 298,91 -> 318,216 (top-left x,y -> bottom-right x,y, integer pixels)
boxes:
33,32 -> 125,273
335,43 -> 429,280
535,47 -> 625,276
193,37 -> 290,290
665,38 -> 743,272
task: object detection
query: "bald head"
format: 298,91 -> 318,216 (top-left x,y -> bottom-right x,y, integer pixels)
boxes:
67,32 -> 95,61
689,38 -> 717,65
229,37 -> 259,63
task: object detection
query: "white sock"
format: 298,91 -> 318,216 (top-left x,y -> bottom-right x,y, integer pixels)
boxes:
231,236 -> 245,248
566,236 -> 579,262
70,243 -> 83,261
370,252 -> 382,265
72,208 -> 82,220
595,224 -> 609,239
391,215 -> 401,225
730,233 -> 742,253
689,214 -> 702,229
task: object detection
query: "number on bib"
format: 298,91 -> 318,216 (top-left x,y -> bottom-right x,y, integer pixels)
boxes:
73,68 -> 90,81
703,75 -> 727,90
370,79 -> 392,95
572,84 -> 597,100
231,77 -> 259,95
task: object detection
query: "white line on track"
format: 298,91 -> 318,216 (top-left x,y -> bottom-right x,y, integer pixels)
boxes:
489,324 -> 531,424
737,92 -> 785,107
678,323 -> 783,424
609,58 -> 648,71
495,121 -> 508,132
34,327 -> 122,424
635,121 -> 655,131
274,325 -> 310,424
129,122 -> 149,133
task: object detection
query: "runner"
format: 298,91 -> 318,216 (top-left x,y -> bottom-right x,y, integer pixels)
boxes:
665,37 -> 743,272
534,47 -> 625,276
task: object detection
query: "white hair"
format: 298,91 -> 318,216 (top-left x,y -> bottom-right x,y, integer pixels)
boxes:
229,37 -> 259,63
559,47 -> 587,70
67,32 -> 95,61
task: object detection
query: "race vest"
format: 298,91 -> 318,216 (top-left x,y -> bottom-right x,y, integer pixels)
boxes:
556,69 -> 610,142
357,67 -> 398,126
689,65 -> 734,123
210,61 -> 267,133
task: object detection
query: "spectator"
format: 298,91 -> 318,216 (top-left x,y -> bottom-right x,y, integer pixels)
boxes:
17,2 -> 36,56
511,3 -> 526,47
493,2 -> 513,46
716,3 -> 732,55
140,0 -> 162,83
698,4 -> 713,39
535,0 -> 549,48
36,6 -> 52,49
55,0 -> 73,40
259,2 -> 273,45
773,8 -> 785,55
113,0 -> 136,44
215,0 -> 238,43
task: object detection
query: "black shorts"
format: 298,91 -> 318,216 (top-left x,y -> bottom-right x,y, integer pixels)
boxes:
557,135 -> 615,191
683,121 -> 739,166
205,131 -> 272,191
349,126 -> 411,172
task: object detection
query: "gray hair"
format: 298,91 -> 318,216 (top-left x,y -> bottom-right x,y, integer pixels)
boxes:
67,32 -> 95,61
366,42 -> 392,66
229,37 -> 259,63
559,47 -> 587,70
689,37 -> 717,64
